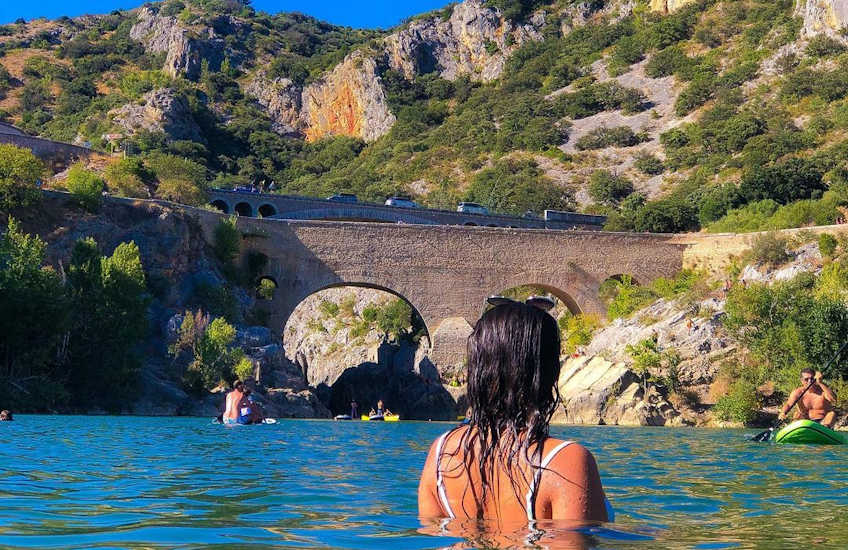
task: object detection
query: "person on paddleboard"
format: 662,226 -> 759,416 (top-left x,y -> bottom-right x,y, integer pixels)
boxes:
222,380 -> 245,425
778,368 -> 837,428
418,301 -> 609,525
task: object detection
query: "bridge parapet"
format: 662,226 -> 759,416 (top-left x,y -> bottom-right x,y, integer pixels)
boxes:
208,189 -> 606,230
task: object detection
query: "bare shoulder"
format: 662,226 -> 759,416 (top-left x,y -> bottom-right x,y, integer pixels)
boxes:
544,439 -> 596,466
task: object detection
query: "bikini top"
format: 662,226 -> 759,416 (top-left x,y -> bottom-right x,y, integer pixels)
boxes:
434,431 -> 574,522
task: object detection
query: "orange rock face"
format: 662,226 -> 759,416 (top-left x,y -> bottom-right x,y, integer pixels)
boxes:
304,81 -> 364,142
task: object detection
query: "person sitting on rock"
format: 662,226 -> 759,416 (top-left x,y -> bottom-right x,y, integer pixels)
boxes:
0,410 -> 12,421
418,301 -> 610,525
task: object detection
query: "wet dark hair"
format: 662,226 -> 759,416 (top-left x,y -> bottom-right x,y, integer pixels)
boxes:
453,301 -> 562,517
800,368 -> 815,377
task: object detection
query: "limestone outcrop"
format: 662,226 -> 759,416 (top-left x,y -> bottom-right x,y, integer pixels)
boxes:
130,6 -> 227,79
554,356 -> 681,426
649,0 -> 697,13
302,52 -> 396,142
795,0 -> 848,38
110,88 -> 204,143
382,0 -> 542,82
244,77 -> 303,136
246,52 -> 395,142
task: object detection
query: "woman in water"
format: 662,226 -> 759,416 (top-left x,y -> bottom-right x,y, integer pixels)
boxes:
418,301 -> 609,525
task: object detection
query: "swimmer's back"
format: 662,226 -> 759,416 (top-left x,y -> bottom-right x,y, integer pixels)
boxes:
418,425 -> 608,523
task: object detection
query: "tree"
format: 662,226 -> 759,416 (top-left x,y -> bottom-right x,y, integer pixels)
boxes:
588,170 -> 634,206
739,158 -> 825,205
66,238 -> 149,410
465,157 -> 575,215
104,158 -> 150,198
173,311 -> 246,391
634,197 -> 698,233
146,153 -> 208,205
65,164 -> 104,212
0,144 -> 44,211
0,218 -> 69,407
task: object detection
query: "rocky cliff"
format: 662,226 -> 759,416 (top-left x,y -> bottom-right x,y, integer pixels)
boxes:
795,0 -> 848,38
10,194 -> 328,417
110,88 -> 204,143
382,0 -> 543,82
130,6 -> 229,79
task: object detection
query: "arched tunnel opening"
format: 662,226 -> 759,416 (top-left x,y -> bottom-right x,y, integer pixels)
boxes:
258,204 -> 277,218
211,199 -> 230,213
282,285 -> 456,420
234,202 -> 253,217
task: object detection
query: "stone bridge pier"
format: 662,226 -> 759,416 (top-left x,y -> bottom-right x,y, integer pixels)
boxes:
197,214 -> 686,372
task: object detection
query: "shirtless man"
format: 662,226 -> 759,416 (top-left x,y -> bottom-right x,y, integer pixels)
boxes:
778,368 -> 837,428
222,380 -> 244,425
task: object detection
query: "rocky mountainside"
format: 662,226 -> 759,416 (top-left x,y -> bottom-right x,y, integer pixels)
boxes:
6,0 -> 848,232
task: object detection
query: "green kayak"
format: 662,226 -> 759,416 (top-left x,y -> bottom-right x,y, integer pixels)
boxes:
774,419 -> 847,445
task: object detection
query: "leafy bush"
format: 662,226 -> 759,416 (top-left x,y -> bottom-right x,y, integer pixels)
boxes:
560,313 -> 602,354
819,233 -> 838,258
805,35 -> 846,57
319,299 -> 340,318
634,153 -> 664,176
714,379 -> 760,424
376,299 -> 413,341
465,157 -> 575,215
213,216 -> 240,264
588,170 -> 634,206
103,158 -> 150,198
604,275 -> 656,319
146,153 -> 208,205
749,232 -> 790,266
739,158 -> 824,205
553,82 -> 647,118
725,274 -> 848,384
0,144 -> 43,210
65,164 -> 104,212
575,126 -> 644,150
174,311 -> 246,391
256,278 -> 276,300
191,281 -> 238,321
633,197 -> 698,233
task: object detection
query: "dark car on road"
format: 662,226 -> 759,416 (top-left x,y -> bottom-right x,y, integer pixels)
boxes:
328,193 -> 358,203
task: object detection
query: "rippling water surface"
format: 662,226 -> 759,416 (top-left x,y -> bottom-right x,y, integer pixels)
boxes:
1,416 -> 847,549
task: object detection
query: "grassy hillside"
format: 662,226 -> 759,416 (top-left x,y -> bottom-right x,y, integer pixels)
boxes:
2,0 -> 848,230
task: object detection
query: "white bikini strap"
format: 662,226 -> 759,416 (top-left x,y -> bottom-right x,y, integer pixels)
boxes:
435,432 -> 456,519
526,441 -> 573,521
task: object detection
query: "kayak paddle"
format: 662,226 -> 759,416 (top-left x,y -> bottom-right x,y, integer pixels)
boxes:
750,340 -> 848,442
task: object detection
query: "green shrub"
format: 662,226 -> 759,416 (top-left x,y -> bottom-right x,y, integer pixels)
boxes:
376,299 -> 413,341
634,153 -> 664,176
256,278 -> 275,300
575,126 -> 643,150
749,232 -> 790,266
174,311 -> 246,392
560,313 -> 602,354
714,379 -> 760,424
806,35 -> 846,57
213,216 -> 240,264
319,299 -> 340,318
588,170 -> 634,206
633,197 -> 698,233
465,157 -> 575,215
65,164 -> 104,212
819,233 -> 838,258
605,276 -> 656,319
103,158 -> 150,198
0,143 -> 43,210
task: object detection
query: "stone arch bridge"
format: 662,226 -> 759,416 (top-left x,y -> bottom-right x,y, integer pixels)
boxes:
196,212 -> 685,368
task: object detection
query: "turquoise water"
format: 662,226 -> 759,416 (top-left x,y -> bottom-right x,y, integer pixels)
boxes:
1,416 -> 847,549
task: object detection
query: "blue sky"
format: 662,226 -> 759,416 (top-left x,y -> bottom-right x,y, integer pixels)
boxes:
0,1 -> 452,29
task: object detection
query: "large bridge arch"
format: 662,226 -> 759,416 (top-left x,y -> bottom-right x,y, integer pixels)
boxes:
279,281 -> 432,349
198,215 -> 685,373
